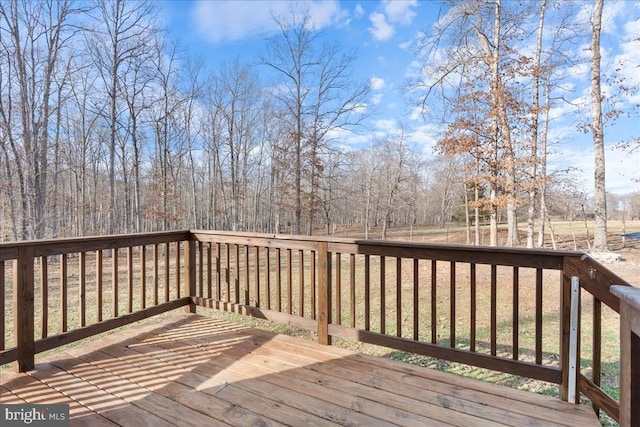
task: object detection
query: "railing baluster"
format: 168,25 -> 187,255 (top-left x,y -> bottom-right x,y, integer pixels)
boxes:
470,263 -> 476,352
311,250 -> 316,320
153,244 -> 159,306
560,268 -> 571,402
592,296 -> 602,417
184,239 -> 196,313
234,244 -> 240,304
175,242 -> 181,299
450,261 -> 456,348
0,261 -> 5,350
298,249 -> 304,316
364,254 -> 370,331
491,264 -> 497,356
127,247 -> 133,313
225,243 -> 230,301
254,246 -> 260,307
207,242 -> 212,299
141,245 -> 147,309
216,243 -> 221,301
164,242 -> 170,303
276,248 -> 281,311
512,266 -> 519,360
350,254 -> 356,328
396,257 -> 401,338
535,267 -> 543,364
245,245 -> 250,305
198,241 -> 204,297
61,253 -> 68,332
413,258 -> 419,341
96,250 -> 103,322
286,249 -> 292,314
41,257 -> 48,338
80,252 -> 86,327
380,255 -> 386,334
335,253 -> 341,325
113,249 -> 119,317
266,247 -> 271,310
431,259 -> 437,344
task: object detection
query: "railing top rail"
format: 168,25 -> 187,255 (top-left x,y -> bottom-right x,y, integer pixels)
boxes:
0,230 -> 191,261
190,229 -> 584,269
564,254 -> 634,312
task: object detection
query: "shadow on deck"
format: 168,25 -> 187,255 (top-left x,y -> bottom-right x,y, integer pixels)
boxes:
1,313 -> 600,427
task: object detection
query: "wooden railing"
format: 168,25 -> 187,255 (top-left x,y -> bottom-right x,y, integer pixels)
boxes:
1,230 -> 634,425
0,230 -> 194,371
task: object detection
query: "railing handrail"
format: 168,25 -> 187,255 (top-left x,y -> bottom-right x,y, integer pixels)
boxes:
192,229 -> 584,256
0,230 -> 192,261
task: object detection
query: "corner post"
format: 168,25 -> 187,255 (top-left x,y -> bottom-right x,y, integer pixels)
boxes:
317,241 -> 331,345
611,285 -> 640,427
14,245 -> 35,372
184,238 -> 196,313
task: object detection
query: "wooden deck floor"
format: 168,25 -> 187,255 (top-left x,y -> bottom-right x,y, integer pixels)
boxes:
1,313 -> 600,426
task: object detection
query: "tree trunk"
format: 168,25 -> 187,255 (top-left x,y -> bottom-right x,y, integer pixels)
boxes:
527,0 -> 547,248
591,0 -> 608,251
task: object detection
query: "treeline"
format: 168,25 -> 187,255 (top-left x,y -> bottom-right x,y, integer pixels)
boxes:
0,0 -> 417,240
0,1 -> 637,246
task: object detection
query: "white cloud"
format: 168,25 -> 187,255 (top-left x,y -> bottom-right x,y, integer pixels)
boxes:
192,0 -> 345,43
373,118 -> 398,131
370,76 -> 386,90
367,1 -> 418,42
369,12 -> 394,41
407,123 -> 441,155
354,4 -> 365,19
383,0 -> 418,25
372,93 -> 384,106
601,0 -> 627,35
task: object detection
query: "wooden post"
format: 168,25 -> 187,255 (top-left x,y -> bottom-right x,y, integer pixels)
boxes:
184,239 -> 196,313
317,241 -> 331,345
567,276 -> 580,403
559,265 -> 579,402
611,285 -> 640,427
14,245 -> 35,372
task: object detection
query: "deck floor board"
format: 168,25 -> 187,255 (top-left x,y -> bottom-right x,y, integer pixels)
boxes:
1,313 -> 601,426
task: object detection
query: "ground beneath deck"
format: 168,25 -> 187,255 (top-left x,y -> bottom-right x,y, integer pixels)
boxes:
1,313 -> 600,426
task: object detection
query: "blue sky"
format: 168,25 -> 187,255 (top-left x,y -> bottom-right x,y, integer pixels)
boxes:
160,0 -> 640,196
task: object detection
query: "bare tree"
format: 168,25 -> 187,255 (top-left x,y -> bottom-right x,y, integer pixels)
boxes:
526,0 -> 547,248
0,0 -> 77,239
261,10 -> 369,235
410,0 -> 532,246
86,0 -> 157,234
211,60 -> 262,231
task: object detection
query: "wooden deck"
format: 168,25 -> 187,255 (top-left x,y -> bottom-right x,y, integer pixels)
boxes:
1,313 -> 600,427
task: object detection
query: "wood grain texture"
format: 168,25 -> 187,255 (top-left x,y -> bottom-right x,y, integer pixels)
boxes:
1,313 -> 601,427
